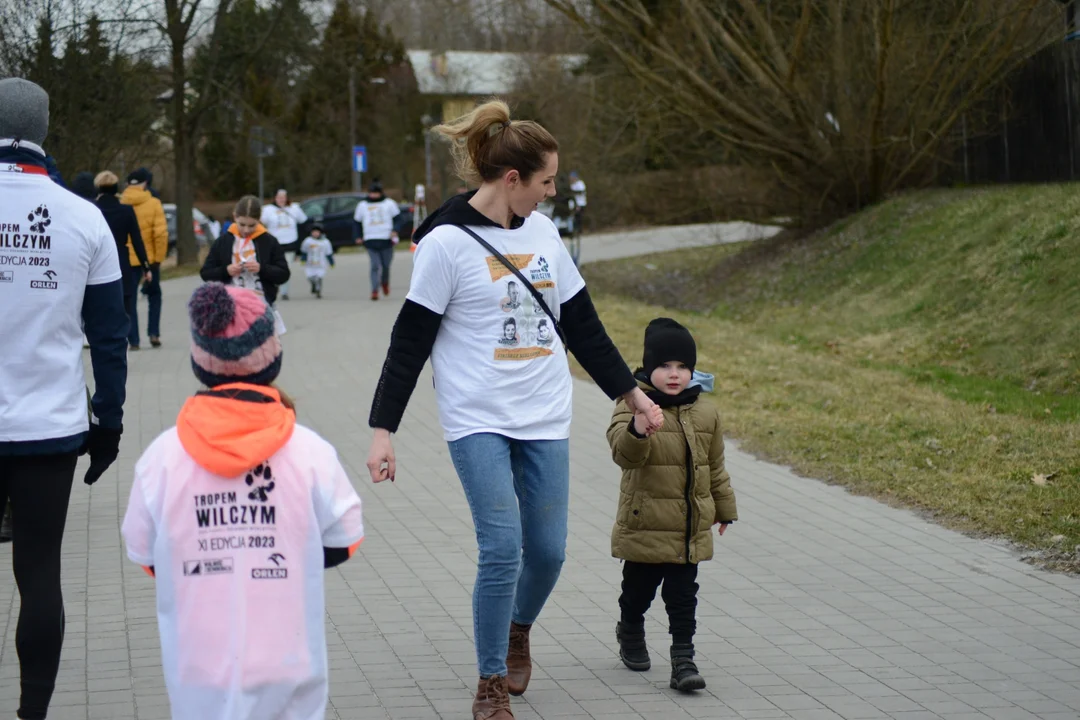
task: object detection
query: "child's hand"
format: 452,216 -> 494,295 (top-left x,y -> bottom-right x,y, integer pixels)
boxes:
624,388 -> 664,433
632,411 -> 651,437
715,521 -> 730,536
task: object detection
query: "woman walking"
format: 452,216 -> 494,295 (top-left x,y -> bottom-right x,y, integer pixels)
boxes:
260,188 -> 307,300
365,100 -> 664,720
94,171 -> 152,345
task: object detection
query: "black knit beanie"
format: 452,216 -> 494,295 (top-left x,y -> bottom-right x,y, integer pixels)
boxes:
642,318 -> 696,378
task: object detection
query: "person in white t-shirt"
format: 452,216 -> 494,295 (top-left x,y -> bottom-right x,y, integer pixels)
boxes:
0,77 -> 130,720
122,282 -> 364,720
352,180 -> 401,300
260,188 -> 307,300
365,99 -> 664,720
298,223 -> 334,298
569,170 -> 586,232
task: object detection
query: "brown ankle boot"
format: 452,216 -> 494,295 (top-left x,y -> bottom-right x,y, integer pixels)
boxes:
472,675 -> 514,719
506,621 -> 532,695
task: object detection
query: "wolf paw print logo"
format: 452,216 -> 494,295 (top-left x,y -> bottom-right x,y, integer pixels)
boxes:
245,462 -> 275,502
537,256 -> 550,274
28,205 -> 51,234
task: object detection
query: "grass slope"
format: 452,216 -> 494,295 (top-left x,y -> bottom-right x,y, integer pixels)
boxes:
583,186 -> 1080,570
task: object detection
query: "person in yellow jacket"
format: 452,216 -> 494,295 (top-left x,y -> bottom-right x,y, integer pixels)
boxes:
607,318 -> 737,693
121,168 -> 168,349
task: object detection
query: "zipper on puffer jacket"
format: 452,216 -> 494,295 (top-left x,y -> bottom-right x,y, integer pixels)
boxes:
681,407 -> 694,563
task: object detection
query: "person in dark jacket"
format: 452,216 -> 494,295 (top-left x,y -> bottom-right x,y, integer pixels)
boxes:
95,171 -> 152,346
70,171 -> 96,200
200,195 -> 290,305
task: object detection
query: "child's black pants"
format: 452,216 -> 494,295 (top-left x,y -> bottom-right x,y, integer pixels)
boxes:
619,560 -> 699,646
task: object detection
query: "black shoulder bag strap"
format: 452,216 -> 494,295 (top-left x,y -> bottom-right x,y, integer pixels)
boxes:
455,224 -> 569,352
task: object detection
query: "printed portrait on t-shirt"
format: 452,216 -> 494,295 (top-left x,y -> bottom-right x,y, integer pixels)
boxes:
498,317 -> 520,347
500,280 -> 522,312
536,318 -> 554,347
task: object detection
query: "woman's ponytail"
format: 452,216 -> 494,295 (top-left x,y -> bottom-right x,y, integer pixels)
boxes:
433,99 -> 558,184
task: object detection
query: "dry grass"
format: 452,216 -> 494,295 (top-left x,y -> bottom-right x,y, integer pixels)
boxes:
581,187 -> 1080,572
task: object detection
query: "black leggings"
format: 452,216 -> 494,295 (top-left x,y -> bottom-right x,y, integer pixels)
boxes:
0,453 -> 77,720
619,560 -> 699,646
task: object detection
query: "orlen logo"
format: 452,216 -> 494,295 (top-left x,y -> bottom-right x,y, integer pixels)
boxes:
30,269 -> 57,289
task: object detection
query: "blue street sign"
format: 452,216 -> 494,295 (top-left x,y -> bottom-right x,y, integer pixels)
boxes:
353,145 -> 367,173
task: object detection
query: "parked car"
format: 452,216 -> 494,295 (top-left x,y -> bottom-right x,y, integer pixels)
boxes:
163,203 -> 214,253
294,192 -> 414,251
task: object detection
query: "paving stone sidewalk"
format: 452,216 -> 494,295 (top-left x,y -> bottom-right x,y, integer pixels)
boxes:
2,224 -> 1079,720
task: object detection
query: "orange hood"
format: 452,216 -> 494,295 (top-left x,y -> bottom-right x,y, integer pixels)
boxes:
229,222 -> 268,241
177,383 -> 296,478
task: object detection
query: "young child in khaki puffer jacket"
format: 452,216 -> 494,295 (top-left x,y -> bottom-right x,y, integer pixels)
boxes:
607,317 -> 737,692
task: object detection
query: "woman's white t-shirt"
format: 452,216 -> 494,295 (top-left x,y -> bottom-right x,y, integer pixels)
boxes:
406,213 -> 586,442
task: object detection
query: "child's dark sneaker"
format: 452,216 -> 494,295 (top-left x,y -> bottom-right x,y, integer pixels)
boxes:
669,644 -> 705,691
616,621 -> 650,671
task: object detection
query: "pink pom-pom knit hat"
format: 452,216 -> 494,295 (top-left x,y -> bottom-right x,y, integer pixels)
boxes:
187,283 -> 282,387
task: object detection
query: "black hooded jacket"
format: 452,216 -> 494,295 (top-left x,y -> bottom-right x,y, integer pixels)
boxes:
368,192 -> 637,432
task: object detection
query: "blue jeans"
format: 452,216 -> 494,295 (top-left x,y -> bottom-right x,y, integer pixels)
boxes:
367,246 -> 394,293
448,434 -> 570,678
124,267 -> 142,347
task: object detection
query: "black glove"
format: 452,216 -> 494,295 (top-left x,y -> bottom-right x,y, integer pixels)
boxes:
81,424 -> 122,485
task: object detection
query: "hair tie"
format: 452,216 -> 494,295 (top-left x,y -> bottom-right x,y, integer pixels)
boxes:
501,120 -> 511,129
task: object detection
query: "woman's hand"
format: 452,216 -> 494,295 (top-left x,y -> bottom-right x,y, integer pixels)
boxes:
227,262 -> 243,277
243,260 -> 261,274
366,429 -> 396,483
624,387 -> 663,434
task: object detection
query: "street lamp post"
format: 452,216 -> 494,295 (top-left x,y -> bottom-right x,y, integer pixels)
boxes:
349,69 -> 387,193
249,126 -> 274,204
349,67 -> 358,193
421,113 -> 434,195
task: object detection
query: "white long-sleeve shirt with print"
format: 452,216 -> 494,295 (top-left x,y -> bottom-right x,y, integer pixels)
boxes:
121,424 -> 364,720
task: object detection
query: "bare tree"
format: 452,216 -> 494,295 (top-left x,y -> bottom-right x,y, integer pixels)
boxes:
544,0 -> 1064,223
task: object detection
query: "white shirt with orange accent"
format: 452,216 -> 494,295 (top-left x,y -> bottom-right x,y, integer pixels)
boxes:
353,198 -> 400,240
121,424 -> 364,720
406,213 -> 586,442
260,203 -> 307,247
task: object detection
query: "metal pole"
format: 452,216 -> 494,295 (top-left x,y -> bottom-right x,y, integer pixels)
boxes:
1066,46 -> 1076,181
962,113 -> 969,184
349,66 -> 359,192
424,130 -> 432,193
1002,94 -> 1010,182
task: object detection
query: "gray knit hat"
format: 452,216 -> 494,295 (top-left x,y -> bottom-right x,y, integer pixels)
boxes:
0,78 -> 49,146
